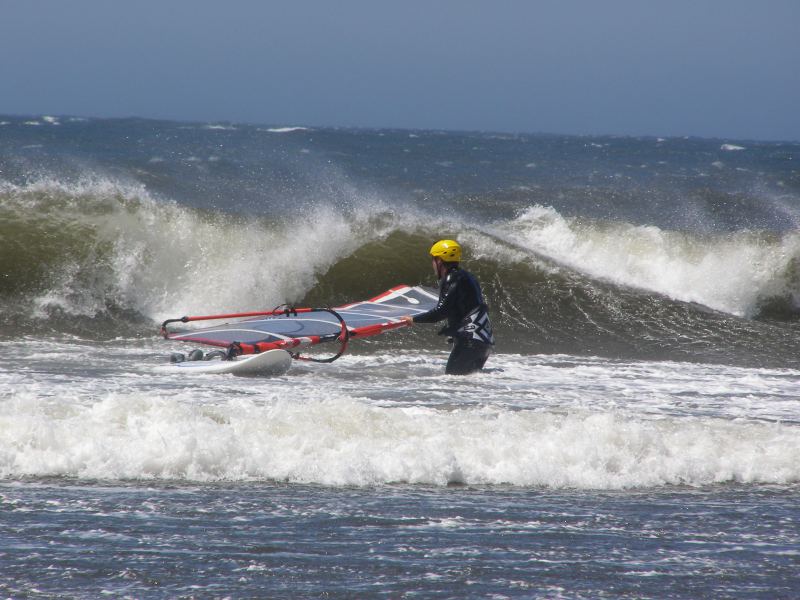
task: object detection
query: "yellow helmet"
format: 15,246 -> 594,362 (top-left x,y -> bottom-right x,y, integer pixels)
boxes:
429,239 -> 461,262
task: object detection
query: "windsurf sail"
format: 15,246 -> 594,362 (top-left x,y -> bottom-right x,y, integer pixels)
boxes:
161,285 -> 438,362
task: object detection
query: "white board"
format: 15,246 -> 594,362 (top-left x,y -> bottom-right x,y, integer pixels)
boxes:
155,349 -> 292,377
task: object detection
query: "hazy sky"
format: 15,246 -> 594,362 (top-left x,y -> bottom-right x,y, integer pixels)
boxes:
2,0 -> 798,140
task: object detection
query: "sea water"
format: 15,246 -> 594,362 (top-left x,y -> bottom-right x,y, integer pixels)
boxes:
1,116 -> 799,597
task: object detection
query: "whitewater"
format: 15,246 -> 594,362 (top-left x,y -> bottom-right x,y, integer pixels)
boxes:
1,116 -> 799,598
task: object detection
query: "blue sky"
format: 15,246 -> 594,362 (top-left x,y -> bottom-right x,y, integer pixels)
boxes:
2,1 -> 798,140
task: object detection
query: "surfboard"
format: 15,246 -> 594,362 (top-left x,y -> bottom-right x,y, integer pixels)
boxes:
155,349 -> 292,377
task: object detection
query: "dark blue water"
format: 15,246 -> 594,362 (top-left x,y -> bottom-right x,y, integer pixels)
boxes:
2,482 -> 798,599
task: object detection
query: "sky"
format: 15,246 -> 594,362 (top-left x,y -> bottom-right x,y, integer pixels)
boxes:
1,0 -> 798,141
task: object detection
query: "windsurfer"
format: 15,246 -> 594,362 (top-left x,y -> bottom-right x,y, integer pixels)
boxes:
401,240 -> 494,375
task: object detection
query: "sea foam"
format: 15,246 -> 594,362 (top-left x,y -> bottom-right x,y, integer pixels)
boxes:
1,391 -> 797,488
263,126 -> 310,133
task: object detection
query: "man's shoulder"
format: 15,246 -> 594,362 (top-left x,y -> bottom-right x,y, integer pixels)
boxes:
450,267 -> 478,283
444,267 -> 466,285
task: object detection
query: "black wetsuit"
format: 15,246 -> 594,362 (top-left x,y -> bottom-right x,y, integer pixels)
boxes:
413,265 -> 494,375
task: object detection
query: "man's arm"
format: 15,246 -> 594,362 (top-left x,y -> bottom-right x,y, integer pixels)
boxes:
408,275 -> 458,324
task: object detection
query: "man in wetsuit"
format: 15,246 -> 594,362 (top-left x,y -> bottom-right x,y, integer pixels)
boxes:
401,240 -> 494,375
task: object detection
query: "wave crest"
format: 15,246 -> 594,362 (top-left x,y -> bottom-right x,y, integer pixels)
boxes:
503,205 -> 800,318
0,177 -> 406,327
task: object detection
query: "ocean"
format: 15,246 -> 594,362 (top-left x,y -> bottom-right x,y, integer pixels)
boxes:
1,115 -> 799,598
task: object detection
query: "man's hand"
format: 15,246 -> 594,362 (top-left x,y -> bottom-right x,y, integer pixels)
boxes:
400,316 -> 414,325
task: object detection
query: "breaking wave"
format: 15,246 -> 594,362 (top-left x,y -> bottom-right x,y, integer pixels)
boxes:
3,176 -> 800,364
500,205 -> 800,318
2,391 -> 798,488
